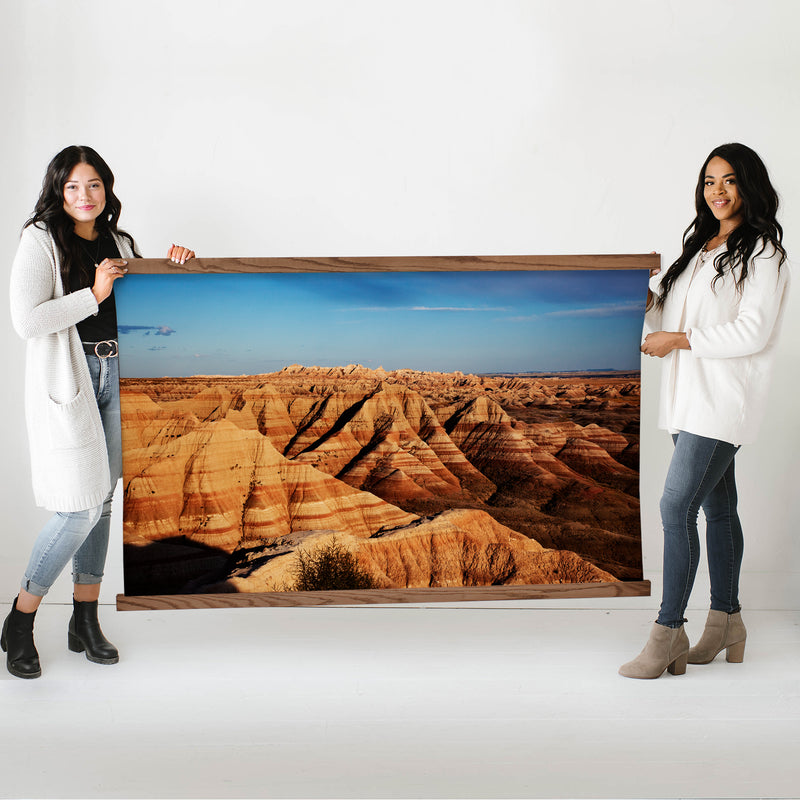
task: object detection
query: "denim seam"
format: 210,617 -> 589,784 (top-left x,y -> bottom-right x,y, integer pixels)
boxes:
675,445 -> 719,621
72,571 -> 104,585
705,453 -> 741,615
21,577 -> 51,598
720,470 -> 738,613
97,356 -> 108,401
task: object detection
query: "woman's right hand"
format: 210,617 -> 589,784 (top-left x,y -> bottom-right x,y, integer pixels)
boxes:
645,251 -> 660,311
92,257 -> 128,304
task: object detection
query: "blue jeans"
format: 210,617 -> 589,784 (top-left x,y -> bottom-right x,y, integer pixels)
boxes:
657,431 -> 743,628
22,350 -> 122,597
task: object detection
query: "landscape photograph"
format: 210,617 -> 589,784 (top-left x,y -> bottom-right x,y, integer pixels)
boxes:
115,268 -> 648,601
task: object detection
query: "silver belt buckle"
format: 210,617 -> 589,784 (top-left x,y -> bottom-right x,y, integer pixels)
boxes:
94,340 -> 118,359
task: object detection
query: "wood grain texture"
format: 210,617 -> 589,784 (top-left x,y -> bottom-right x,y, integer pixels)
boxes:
116,580 -> 651,610
127,254 -> 659,275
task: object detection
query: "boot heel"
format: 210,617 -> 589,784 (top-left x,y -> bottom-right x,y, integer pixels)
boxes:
726,640 -> 746,663
68,632 -> 85,654
667,652 -> 688,675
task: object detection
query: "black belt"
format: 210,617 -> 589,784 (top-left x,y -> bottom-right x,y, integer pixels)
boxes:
83,340 -> 118,358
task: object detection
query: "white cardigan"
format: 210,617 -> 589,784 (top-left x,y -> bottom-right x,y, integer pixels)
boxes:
9,223 -> 137,511
646,241 -> 791,445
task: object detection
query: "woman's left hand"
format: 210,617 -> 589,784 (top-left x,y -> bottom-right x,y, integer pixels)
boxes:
167,244 -> 196,264
645,251 -> 660,311
641,331 -> 690,358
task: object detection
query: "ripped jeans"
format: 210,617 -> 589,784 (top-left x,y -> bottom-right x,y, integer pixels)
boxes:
657,430 -> 743,628
21,350 -> 121,597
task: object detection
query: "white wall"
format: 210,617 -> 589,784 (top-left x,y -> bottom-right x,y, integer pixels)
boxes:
2,0 -> 798,610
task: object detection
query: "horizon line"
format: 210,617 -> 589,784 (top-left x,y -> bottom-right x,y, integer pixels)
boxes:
120,365 -> 642,380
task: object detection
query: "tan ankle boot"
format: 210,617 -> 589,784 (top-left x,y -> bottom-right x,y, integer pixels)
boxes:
619,622 -> 690,679
688,610 -> 746,664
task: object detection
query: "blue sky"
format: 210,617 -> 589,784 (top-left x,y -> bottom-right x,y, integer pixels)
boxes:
114,270 -> 648,378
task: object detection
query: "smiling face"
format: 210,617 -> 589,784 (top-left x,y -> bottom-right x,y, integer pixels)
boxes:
62,162 -> 106,237
703,156 -> 744,230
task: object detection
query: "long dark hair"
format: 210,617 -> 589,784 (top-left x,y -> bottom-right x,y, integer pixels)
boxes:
656,143 -> 786,308
23,145 -> 139,291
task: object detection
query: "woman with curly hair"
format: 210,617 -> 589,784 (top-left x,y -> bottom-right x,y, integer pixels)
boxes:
620,143 -> 790,679
3,145 -> 194,679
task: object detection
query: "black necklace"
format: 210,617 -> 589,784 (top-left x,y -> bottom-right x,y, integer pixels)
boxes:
77,232 -> 102,267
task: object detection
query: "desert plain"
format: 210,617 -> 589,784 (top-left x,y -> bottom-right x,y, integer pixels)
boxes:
120,365 -> 642,596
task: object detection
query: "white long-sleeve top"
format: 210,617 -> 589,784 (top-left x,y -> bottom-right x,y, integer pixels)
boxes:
645,241 -> 790,445
9,222 -> 137,511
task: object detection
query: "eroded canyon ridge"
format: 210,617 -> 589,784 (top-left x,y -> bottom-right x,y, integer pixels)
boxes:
120,365 -> 642,596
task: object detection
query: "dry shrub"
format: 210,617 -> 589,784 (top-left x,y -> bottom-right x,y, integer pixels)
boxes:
291,537 -> 376,591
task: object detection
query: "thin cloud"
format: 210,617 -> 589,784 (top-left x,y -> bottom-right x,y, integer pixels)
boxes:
545,301 -> 643,318
118,325 -> 177,336
506,300 -> 643,323
341,306 -> 510,313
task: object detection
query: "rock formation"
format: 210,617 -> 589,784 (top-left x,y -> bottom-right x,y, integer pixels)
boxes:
121,365 -> 642,594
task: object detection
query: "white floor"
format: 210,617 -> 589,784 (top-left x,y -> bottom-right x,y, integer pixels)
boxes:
0,603 -> 798,800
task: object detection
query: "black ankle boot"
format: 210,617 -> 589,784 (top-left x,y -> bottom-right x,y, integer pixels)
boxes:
68,599 -> 119,665
1,597 -> 42,679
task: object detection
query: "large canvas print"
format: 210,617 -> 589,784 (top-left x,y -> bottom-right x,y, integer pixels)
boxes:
114,256 -> 652,609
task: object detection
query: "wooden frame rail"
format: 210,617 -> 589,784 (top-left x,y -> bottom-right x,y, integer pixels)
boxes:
125,253 -> 659,275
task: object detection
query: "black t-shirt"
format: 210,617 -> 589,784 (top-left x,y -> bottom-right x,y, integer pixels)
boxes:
68,230 -> 121,342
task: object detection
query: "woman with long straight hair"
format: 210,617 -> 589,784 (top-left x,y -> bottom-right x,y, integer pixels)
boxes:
619,142 -> 791,679
3,145 -> 194,679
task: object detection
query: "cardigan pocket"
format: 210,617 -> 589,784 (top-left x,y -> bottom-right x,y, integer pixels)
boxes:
47,389 -> 99,450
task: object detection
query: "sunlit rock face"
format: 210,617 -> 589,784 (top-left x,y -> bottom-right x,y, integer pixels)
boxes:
121,365 -> 641,594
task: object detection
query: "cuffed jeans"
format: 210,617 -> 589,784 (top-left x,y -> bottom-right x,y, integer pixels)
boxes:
657,430 -> 743,628
22,350 -> 121,597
